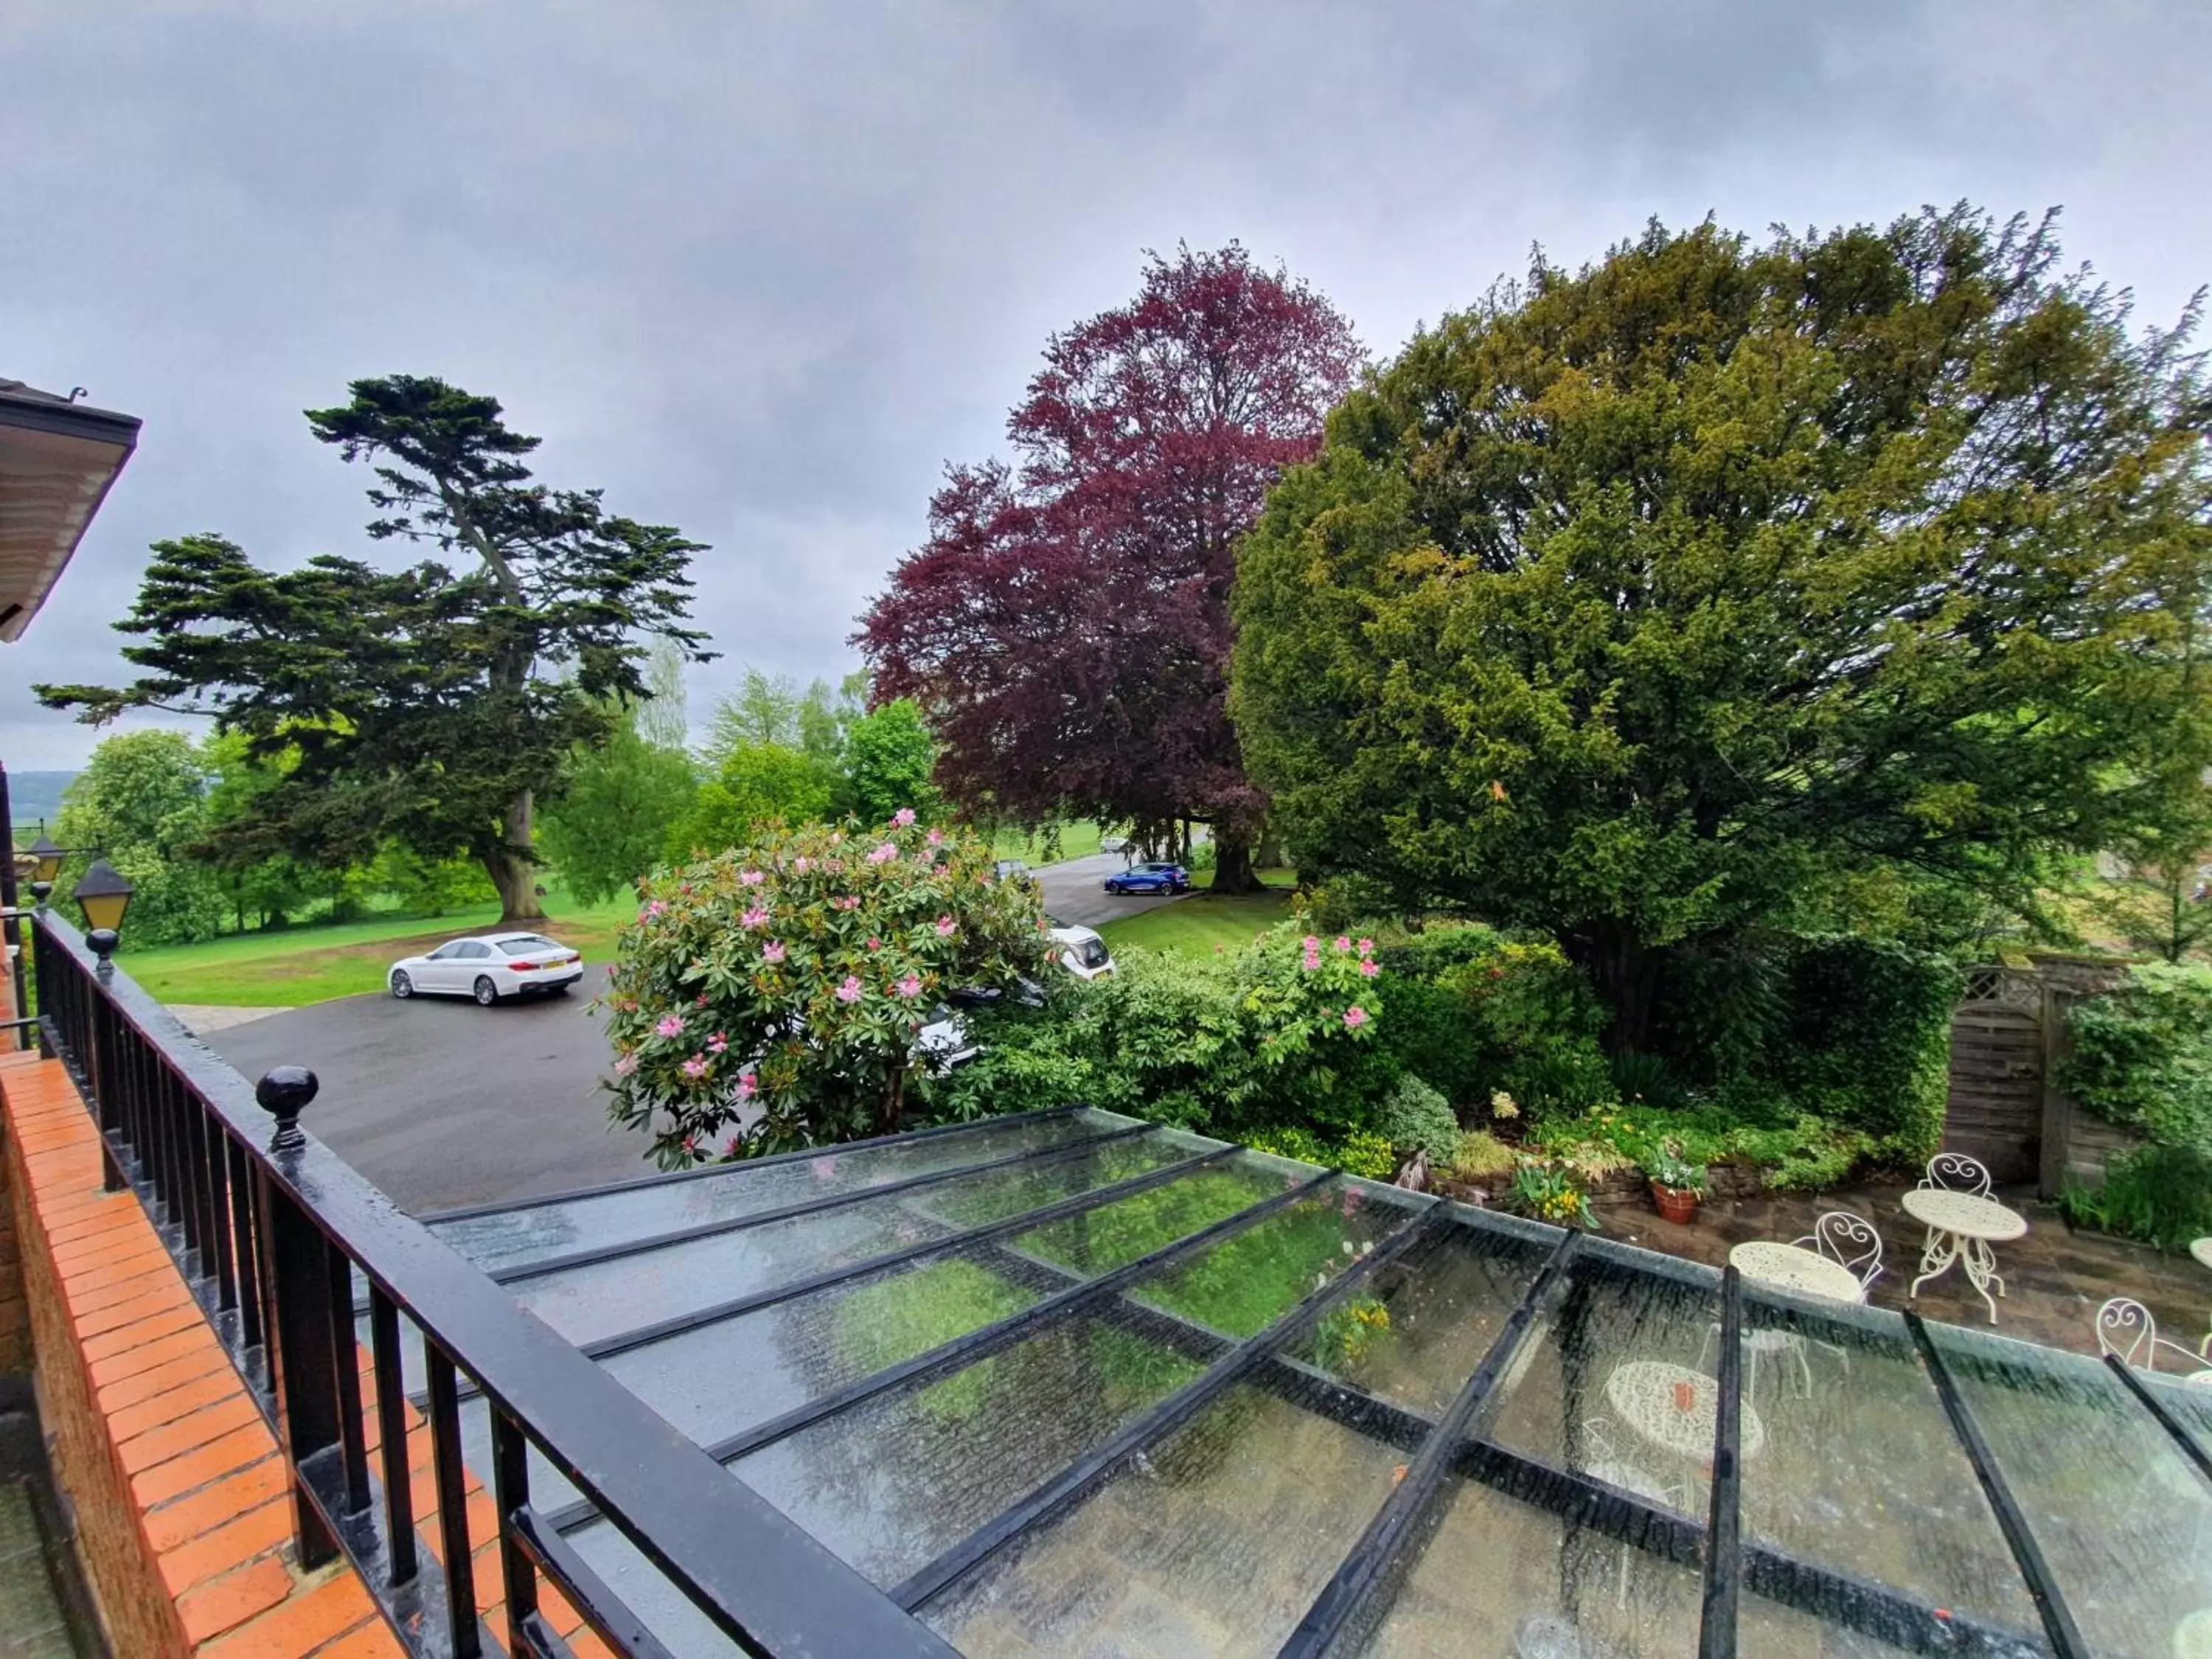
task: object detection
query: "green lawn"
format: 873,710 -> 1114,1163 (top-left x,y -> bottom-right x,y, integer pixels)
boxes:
1097,872 -> 1298,956
119,894 -> 630,1006
990,820 -> 1113,865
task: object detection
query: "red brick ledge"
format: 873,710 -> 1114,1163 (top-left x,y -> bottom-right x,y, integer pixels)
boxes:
1,1048 -> 406,1657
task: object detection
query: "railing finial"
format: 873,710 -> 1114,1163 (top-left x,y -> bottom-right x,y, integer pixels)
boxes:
86,927 -> 119,970
256,1066 -> 319,1152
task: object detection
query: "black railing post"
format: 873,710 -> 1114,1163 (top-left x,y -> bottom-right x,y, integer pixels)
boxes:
425,1346 -> 483,1658
368,1288 -> 419,1586
254,1068 -> 343,1568
85,961 -> 125,1192
490,1406 -> 540,1652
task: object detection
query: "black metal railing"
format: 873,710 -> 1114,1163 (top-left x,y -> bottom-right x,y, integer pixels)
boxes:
25,907 -> 956,1659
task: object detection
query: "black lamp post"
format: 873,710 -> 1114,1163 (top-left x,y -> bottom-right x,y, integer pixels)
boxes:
26,832 -> 63,906
72,859 -> 135,967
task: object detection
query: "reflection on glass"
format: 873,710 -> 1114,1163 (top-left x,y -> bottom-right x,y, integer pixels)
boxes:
1736,1295 -> 2041,1640
434,1109 -> 1130,1273
923,1383 -> 1405,1658
1009,1158 -> 1312,1276
1931,1323 -> 2212,1659
602,1248 -> 1043,1447
514,1130 -> 1195,1345
731,1314 -> 1203,1587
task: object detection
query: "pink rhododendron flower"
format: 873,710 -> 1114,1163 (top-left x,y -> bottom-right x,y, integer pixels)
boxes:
793,857 -> 812,874
1360,958 -> 1381,978
1301,950 -> 1322,971
1303,936 -> 1321,952
867,936 -> 881,951
726,1135 -> 742,1157
1343,1006 -> 1370,1029
926,828 -> 944,847
1335,936 -> 1352,953
681,1134 -> 698,1157
681,1055 -> 711,1082
835,976 -> 863,1004
762,941 -> 786,964
866,841 -> 899,864
613,1053 -> 639,1077
896,973 -> 922,998
739,869 -> 764,886
1357,938 -> 1374,956
695,994 -> 709,1007
643,900 -> 668,919
654,1015 -> 684,1038
737,1071 -> 758,1101
934,914 -> 956,938
708,1032 -> 728,1054
834,895 -> 861,911
891,807 -> 917,827
741,906 -> 771,930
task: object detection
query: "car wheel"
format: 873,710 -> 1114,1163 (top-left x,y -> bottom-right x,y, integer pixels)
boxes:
473,975 -> 499,1007
550,982 -> 573,997
390,970 -> 414,1000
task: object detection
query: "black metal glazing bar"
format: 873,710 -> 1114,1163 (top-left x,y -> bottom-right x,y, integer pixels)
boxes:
888,1203 -> 1450,1612
423,1104 -> 1085,1224
549,1141 -> 1240,1373
703,1167 -> 1332,1464
490,1405 -> 540,1653
508,1506 -> 678,1659
1276,1230 -> 1581,1658
368,1288 -> 420,1586
425,1345 -> 483,1659
2100,1353 -> 2212,1484
1907,1314 -> 2090,1659
490,1119 -> 1158,1285
541,1164 -> 1335,1537
1697,1265 -> 1745,1659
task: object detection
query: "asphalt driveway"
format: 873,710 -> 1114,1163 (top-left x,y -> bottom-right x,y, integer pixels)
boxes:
201,855 -> 1194,1216
206,969 -> 644,1216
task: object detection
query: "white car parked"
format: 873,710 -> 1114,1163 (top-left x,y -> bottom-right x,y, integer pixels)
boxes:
388,933 -> 585,1006
1048,922 -> 1116,981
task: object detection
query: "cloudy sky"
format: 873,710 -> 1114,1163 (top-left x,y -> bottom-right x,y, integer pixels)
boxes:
7,1 -> 2210,768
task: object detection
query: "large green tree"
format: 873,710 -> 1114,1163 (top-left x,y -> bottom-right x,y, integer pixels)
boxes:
1234,209 -> 2212,1046
53,729 -> 227,947
842,698 -> 941,825
538,717 -> 700,905
38,376 -> 712,922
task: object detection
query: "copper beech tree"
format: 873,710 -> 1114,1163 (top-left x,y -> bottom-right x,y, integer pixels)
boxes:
858,244 -> 1363,891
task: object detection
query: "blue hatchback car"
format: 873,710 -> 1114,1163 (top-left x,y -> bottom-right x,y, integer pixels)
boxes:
1102,861 -> 1191,896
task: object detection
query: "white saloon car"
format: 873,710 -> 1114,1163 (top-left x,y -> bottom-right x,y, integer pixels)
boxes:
1048,923 -> 1116,981
388,933 -> 584,1006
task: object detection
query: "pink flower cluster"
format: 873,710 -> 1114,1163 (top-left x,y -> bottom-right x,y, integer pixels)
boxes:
739,869 -> 765,886
762,940 -> 787,964
737,1071 -> 758,1101
641,900 -> 668,921
708,1032 -> 728,1054
793,856 -> 812,874
681,1055 -> 711,1082
741,905 -> 771,931
896,973 -> 922,999
834,896 -> 861,911
835,976 -> 863,1004
934,915 -> 956,938
613,1053 -> 639,1077
1301,934 -> 1322,971
866,841 -> 900,865
926,828 -> 945,847
655,1015 -> 684,1038
891,807 -> 917,827
1343,1006 -> 1370,1030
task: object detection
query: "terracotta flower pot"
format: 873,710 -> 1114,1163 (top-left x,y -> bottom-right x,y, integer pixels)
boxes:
1650,1180 -> 1700,1225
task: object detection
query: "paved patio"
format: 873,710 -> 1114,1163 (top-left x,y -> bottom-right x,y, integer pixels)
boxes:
1595,1180 -> 2212,1363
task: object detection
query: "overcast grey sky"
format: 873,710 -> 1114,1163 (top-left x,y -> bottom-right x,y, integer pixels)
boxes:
7,1 -> 2210,768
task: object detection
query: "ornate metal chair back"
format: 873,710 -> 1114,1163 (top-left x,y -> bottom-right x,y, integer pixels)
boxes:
1920,1152 -> 1992,1197
1798,1211 -> 1885,1288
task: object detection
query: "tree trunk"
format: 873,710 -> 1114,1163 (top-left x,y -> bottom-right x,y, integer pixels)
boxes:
1253,832 -> 1284,870
1566,921 -> 1660,1055
1209,835 -> 1263,894
487,788 -> 546,923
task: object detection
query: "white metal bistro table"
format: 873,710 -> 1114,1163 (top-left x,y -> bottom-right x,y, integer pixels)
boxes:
1728,1241 -> 1866,1304
1603,1360 -> 1766,1466
1903,1188 -> 2027,1325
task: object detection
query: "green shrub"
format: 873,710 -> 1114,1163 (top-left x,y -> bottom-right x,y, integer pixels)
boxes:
1765,935 -> 1960,1153
1610,1052 -> 1688,1113
1379,1075 -> 1459,1163
1335,1130 -> 1399,1180
1508,1163 -> 1596,1230
2062,962 -> 2212,1152
2059,1144 -> 2212,1252
1528,1103 -> 1877,1193
1246,1126 -> 1328,1166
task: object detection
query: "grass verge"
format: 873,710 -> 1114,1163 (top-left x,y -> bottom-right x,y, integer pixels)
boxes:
1096,874 -> 1298,956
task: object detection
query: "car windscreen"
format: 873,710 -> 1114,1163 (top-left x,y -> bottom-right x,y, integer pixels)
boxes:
497,936 -> 561,955
1072,937 -> 1110,967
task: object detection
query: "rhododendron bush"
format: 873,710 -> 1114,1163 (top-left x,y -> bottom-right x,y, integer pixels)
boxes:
605,814 -> 1048,1165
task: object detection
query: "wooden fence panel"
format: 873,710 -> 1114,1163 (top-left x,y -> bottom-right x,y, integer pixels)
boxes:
1944,968 -> 2046,1185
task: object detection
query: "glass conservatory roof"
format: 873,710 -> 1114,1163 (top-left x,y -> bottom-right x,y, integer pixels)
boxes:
422,1107 -> 2212,1659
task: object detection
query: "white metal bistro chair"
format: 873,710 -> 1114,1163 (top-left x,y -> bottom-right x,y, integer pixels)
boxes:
1579,1418 -> 1688,1610
2094,1298 -> 2212,1382
1920,1152 -> 1993,1197
1794,1211 -> 1885,1292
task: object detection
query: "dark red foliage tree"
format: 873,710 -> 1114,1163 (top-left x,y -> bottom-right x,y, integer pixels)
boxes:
858,243 -> 1362,890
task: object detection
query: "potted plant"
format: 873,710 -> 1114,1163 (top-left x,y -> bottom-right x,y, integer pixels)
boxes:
1644,1142 -> 1707,1224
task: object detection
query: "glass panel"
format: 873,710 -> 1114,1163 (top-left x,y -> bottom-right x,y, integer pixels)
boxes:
1483,1251 -> 1722,1517
1006,1154 -> 1321,1276
1352,1472 -> 1702,1658
922,1381 -> 1405,1658
2138,1368 -> 2212,1467
1127,1178 -> 1430,1338
601,1245 -> 1048,1449
1736,1293 -> 2044,1643
434,1109 -> 1135,1273
512,1128 -> 1193,1346
1928,1322 -> 2212,1659
730,1312 -> 1206,1588
1298,1217 -> 1548,1416
565,1520 -> 743,1659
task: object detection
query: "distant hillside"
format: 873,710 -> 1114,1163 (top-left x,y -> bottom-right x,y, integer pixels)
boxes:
6,770 -> 79,830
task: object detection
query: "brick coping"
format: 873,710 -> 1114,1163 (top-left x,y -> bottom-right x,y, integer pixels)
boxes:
0,1049 -> 621,1659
